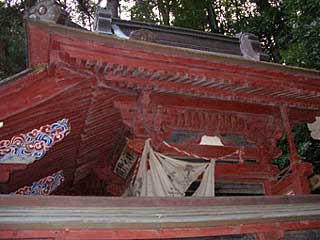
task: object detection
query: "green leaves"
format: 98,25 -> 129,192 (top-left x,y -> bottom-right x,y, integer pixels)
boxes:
275,124 -> 320,174
130,0 -> 159,23
293,124 -> 320,175
0,1 -> 26,80
278,0 -> 320,70
172,0 -> 208,31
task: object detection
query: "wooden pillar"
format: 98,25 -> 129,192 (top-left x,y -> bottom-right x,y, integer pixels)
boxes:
280,106 -> 300,165
263,106 -> 297,196
279,106 -> 311,195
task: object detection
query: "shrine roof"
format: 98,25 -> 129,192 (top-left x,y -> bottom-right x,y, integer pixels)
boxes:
22,19 -> 320,111
1,15 -> 320,196
111,18 -> 244,57
26,19 -> 320,77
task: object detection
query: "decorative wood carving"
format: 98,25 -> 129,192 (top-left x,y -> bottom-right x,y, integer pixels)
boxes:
0,118 -> 71,164
0,119 -> 70,186
115,96 -> 283,161
13,170 -> 64,195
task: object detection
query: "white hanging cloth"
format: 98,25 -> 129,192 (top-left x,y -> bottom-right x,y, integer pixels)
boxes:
131,139 -> 215,197
132,139 -> 180,197
156,152 -> 209,194
193,160 -> 216,197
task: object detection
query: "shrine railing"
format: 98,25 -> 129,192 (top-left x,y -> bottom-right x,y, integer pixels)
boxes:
0,195 -> 320,239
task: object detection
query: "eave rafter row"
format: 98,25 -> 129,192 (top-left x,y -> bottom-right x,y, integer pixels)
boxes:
55,50 -> 320,110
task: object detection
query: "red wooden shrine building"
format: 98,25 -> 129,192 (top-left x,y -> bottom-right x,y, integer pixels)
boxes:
1,1 -> 320,239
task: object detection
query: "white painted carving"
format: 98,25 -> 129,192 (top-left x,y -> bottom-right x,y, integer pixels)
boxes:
200,135 -> 224,146
308,117 -> 320,140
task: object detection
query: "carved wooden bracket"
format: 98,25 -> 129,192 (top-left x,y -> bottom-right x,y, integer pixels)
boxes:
114,92 -> 160,140
115,95 -> 283,161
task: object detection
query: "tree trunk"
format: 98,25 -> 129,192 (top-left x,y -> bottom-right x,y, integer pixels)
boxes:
107,0 -> 119,18
157,0 -> 170,25
206,1 -> 219,33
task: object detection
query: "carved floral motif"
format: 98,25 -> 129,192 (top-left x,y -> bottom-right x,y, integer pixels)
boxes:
162,108 -> 282,141
0,119 -> 71,164
13,170 -> 64,195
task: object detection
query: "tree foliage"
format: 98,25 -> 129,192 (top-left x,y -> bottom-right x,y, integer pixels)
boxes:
0,1 -> 26,80
171,0 -> 208,31
126,0 -> 320,70
130,0 -> 160,23
274,124 -> 320,174
280,0 -> 320,69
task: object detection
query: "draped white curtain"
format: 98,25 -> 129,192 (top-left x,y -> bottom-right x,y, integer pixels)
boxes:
130,139 -> 216,197
193,159 -> 215,196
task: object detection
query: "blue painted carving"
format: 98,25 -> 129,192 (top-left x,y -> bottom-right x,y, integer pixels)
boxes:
13,170 -> 64,195
0,118 -> 71,164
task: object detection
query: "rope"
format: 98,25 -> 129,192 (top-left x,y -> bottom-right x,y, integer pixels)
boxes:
239,146 -> 244,163
131,140 -> 241,185
162,141 -> 240,161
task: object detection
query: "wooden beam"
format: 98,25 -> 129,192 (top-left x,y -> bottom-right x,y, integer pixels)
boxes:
0,223 -> 320,240
0,195 -> 320,239
215,163 -> 274,181
1,194 -> 319,208
151,93 -> 280,117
